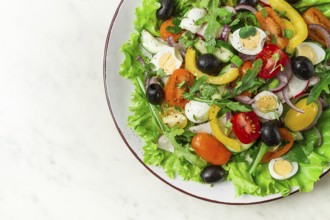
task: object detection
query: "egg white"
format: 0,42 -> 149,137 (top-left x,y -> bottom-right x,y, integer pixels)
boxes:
268,158 -> 299,180
185,100 -> 210,123
252,91 -> 283,120
230,27 -> 267,55
296,42 -> 326,65
150,47 -> 183,75
180,8 -> 207,34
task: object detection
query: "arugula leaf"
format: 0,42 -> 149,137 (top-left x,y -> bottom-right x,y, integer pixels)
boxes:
183,75 -> 208,100
197,0 -> 232,53
307,64 -> 330,104
229,59 -> 263,97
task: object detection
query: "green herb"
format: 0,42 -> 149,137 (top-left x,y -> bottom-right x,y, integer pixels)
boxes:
230,55 -> 244,68
307,64 -> 330,104
178,31 -> 196,48
284,29 -> 294,39
249,143 -> 268,175
239,26 -> 257,39
166,18 -> 182,34
196,0 -> 233,53
183,75 -> 208,100
200,84 -> 218,99
177,80 -> 186,89
229,59 -> 263,97
271,34 -> 277,44
229,12 -> 258,28
261,8 -> 268,18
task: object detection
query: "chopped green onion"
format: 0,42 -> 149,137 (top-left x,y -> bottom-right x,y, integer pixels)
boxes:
284,29 -> 294,39
230,55 -> 244,68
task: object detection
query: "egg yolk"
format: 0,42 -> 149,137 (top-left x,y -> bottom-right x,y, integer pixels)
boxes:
273,159 -> 293,177
297,45 -> 318,64
256,95 -> 277,113
240,31 -> 261,50
159,52 -> 178,75
284,98 -> 319,131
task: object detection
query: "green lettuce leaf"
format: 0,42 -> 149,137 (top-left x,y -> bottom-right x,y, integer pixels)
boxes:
135,0 -> 161,36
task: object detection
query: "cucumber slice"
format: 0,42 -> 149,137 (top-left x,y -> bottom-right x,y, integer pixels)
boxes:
140,29 -> 168,54
194,38 -> 234,63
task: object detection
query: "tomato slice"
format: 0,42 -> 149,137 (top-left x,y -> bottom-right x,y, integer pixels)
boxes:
191,133 -> 232,165
255,7 -> 288,50
261,128 -> 294,163
256,44 -> 288,79
231,112 -> 261,144
164,68 -> 195,108
160,19 -> 182,42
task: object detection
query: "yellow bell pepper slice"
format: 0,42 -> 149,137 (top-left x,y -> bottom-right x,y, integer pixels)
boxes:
270,0 -> 307,54
185,47 -> 239,85
209,105 -> 241,152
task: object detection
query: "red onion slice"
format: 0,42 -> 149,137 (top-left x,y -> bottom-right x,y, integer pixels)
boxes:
308,24 -> 330,48
282,86 -> 305,113
234,95 -> 255,105
238,53 -> 256,61
269,81 -> 288,92
234,5 -> 257,14
319,97 -> 329,109
220,25 -> 231,42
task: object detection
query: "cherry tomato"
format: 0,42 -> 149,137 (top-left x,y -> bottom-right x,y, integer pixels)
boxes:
160,19 -> 182,42
164,68 -> 195,108
231,112 -> 261,144
192,133 -> 232,165
256,44 -> 288,79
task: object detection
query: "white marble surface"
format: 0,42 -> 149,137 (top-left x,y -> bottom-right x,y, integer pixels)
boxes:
1,0 -> 330,219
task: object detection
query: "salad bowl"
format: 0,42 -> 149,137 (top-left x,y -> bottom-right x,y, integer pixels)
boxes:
104,0 -> 330,204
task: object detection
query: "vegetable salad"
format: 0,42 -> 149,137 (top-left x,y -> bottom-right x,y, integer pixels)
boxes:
119,0 -> 330,197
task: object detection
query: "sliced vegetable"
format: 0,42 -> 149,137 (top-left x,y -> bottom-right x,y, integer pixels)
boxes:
164,68 -> 195,108
302,7 -> 330,47
185,48 -> 240,85
160,19 -> 182,42
270,0 -> 308,53
256,44 -> 289,79
231,112 -> 261,144
192,133 -> 232,165
209,105 -> 242,152
255,7 -> 288,50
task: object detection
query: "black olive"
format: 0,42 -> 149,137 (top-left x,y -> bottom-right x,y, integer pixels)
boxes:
197,54 -> 221,76
260,122 -> 282,147
237,0 -> 258,6
291,56 -> 315,80
146,83 -> 165,105
156,0 -> 175,20
201,165 -> 227,183
286,0 -> 300,3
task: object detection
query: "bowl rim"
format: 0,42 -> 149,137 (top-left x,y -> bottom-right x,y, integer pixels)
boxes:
102,0 -> 330,205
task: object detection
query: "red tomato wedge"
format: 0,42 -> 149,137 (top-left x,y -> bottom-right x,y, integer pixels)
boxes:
256,44 -> 288,79
164,68 -> 195,108
231,112 -> 261,144
191,133 -> 232,165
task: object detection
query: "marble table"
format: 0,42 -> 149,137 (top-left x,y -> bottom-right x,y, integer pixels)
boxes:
1,0 -> 330,219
